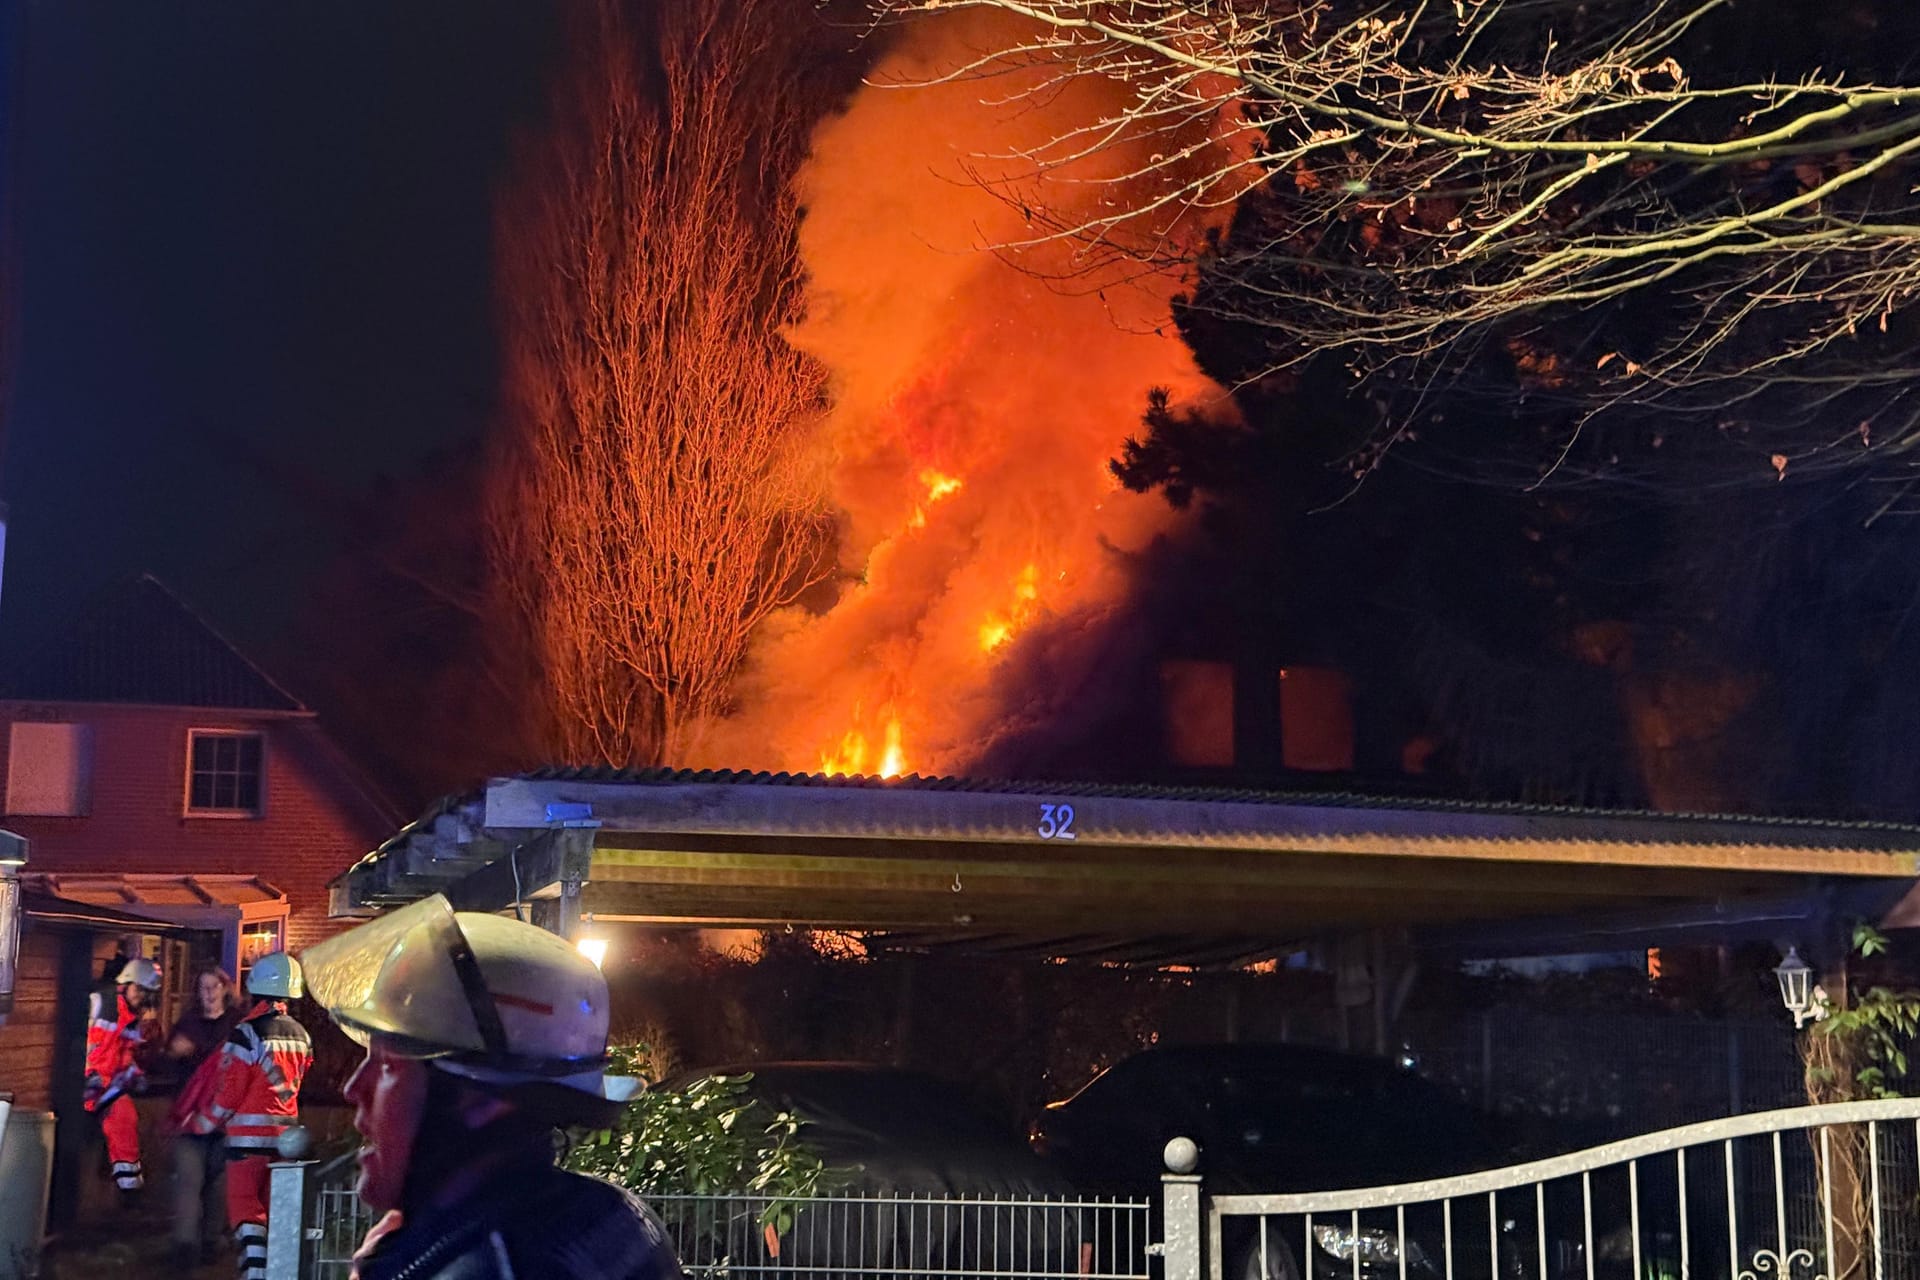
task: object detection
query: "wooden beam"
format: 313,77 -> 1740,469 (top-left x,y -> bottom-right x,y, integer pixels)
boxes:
586,841 -> 1788,903
443,830 -> 594,916
578,879 -> 1715,935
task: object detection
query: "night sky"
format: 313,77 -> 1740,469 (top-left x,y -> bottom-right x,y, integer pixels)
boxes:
5,1 -> 555,653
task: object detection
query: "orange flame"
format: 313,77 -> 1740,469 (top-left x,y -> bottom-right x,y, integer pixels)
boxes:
688,9 -> 1233,777
877,718 -> 907,777
818,710 -> 909,777
977,562 -> 1041,653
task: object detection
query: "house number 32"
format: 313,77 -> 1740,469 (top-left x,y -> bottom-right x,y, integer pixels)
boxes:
1036,803 -> 1077,840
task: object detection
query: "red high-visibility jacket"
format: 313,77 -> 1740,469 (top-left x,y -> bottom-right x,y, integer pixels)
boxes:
83,992 -> 153,1110
187,999 -> 312,1152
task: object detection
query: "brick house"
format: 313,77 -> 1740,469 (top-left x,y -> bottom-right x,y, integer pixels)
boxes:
0,577 -> 395,1241
0,575 -> 398,984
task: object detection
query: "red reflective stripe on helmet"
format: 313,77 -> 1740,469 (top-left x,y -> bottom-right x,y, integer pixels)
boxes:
490,992 -> 555,1016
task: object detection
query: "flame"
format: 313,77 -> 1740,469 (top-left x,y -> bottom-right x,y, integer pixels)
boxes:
921,469 -> 964,503
819,711 -> 909,777
906,469 -> 962,531
977,563 -> 1041,653
688,9 -> 1234,777
877,718 -> 907,777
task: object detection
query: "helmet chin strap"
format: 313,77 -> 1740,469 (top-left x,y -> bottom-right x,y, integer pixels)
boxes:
443,921 -> 510,1058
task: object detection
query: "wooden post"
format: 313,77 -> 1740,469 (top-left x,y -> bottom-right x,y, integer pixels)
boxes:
890,956 -> 915,1066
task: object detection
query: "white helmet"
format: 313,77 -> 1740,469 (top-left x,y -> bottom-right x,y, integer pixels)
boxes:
300,894 -> 636,1108
247,951 -> 304,999
116,958 -> 162,991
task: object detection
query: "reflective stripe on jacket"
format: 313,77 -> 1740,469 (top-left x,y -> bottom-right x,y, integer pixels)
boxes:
83,992 -> 152,1110
187,1000 -> 312,1146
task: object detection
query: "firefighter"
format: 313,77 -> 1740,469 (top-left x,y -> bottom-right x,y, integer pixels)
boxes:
84,956 -> 162,1201
186,952 -> 312,1280
300,894 -> 679,1280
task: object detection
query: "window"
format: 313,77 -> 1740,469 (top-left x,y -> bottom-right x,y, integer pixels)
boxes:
186,731 -> 264,815
6,722 -> 93,816
237,919 -> 284,992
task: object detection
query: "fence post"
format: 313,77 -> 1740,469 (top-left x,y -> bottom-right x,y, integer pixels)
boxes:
1161,1137 -> 1204,1280
265,1126 -> 316,1280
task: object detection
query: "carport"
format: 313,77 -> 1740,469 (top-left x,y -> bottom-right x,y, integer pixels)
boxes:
330,769 -> 1920,969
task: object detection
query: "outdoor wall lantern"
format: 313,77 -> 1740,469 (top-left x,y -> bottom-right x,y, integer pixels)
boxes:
0,831 -> 27,1026
1775,946 -> 1819,1028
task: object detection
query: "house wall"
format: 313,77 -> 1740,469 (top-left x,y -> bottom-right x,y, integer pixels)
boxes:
0,703 -> 391,952
0,926 -> 66,1110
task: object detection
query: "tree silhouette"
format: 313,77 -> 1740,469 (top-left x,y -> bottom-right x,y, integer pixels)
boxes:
489,0 -> 835,766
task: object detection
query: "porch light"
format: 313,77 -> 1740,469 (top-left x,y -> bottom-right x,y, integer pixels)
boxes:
0,832 -> 26,1026
1775,946 -> 1817,1028
576,936 -> 609,970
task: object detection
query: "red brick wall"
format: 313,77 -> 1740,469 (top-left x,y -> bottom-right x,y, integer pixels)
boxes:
0,703 -> 394,952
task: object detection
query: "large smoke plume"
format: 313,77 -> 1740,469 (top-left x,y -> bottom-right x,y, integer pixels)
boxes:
690,9 -> 1232,775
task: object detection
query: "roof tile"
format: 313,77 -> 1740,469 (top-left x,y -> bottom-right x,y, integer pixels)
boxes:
0,575 -> 305,711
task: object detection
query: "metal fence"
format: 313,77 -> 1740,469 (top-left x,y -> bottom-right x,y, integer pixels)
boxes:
270,1100 -> 1920,1280
1200,1099 -> 1920,1280
1399,1010 -> 1807,1136
648,1190 -> 1152,1279
304,1154 -> 374,1280
272,1154 -> 1150,1280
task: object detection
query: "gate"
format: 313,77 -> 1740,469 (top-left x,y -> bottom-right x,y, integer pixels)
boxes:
265,1100 -> 1920,1279
1180,1099 -> 1920,1280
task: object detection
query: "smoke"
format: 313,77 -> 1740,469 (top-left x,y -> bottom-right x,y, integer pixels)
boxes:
689,8 -> 1233,776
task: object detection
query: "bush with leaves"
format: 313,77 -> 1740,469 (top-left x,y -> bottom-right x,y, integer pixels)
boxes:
1797,925 -> 1920,1279
564,1047 -> 825,1228
1805,925 -> 1920,1104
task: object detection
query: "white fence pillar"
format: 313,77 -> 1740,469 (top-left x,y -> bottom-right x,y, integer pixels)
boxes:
265,1126 -> 317,1280
1160,1137 -> 1204,1280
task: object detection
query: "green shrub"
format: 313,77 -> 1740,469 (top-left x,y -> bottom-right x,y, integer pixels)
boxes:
565,1047 -> 825,1224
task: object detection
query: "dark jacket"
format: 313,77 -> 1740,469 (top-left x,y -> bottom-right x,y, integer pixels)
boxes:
352,1158 -> 681,1280
160,1003 -> 243,1088
171,1005 -> 243,1068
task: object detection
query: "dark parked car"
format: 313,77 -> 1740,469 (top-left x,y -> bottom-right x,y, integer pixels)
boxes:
1030,1044 -> 1625,1280
664,1062 -> 1090,1277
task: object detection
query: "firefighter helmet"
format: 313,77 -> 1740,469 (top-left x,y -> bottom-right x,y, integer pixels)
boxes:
247,951 -> 305,999
300,894 -> 637,1106
116,958 -> 162,991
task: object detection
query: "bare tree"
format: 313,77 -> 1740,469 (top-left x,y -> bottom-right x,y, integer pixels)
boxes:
874,0 -> 1920,480
491,0 -> 833,766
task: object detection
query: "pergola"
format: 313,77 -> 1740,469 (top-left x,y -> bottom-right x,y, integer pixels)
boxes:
330,770 -> 1920,968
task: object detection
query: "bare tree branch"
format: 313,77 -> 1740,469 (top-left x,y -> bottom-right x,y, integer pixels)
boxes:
871,0 -> 1920,477
489,0 -> 833,766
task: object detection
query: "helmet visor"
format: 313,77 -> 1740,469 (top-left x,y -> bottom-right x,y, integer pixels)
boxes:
300,894 -> 485,1057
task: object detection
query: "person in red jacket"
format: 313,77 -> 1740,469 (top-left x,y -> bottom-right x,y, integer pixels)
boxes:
186,952 -> 312,1280
84,957 -> 162,1202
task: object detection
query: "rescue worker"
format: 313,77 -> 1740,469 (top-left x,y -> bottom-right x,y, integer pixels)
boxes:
84,956 -> 162,1201
300,894 -> 679,1280
186,952 -> 312,1280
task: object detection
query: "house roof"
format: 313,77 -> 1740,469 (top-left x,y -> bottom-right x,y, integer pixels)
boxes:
35,873 -> 287,910
0,575 -> 306,711
332,768 -> 1920,961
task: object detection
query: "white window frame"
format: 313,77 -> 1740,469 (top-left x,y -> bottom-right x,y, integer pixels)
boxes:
183,729 -> 266,818
236,915 -> 286,991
